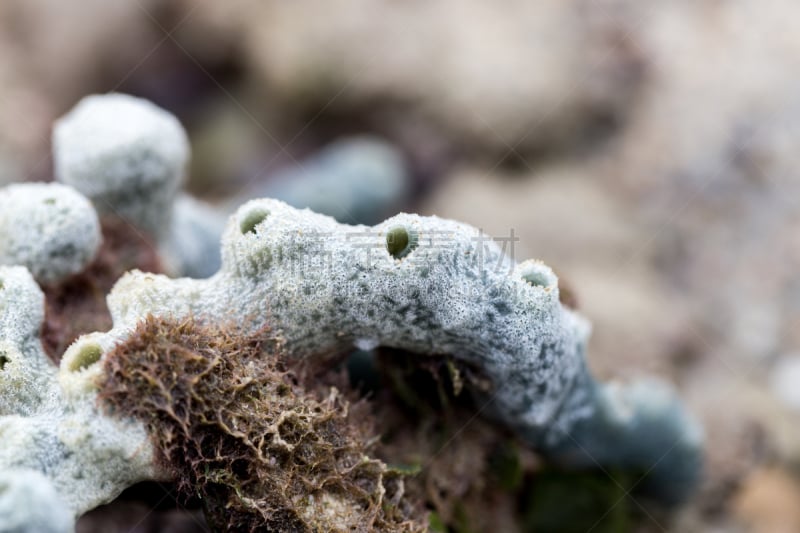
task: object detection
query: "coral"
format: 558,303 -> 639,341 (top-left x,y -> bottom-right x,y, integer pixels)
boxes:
99,315 -> 425,532
0,182 -> 100,283
0,266 -> 158,521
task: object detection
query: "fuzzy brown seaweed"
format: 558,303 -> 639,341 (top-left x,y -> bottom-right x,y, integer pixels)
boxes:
98,315 -> 425,532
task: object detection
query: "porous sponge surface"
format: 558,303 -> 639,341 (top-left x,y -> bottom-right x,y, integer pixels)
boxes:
0,183 -> 101,283
0,266 -> 156,522
109,198 -> 592,437
53,93 -> 189,239
105,199 -> 702,502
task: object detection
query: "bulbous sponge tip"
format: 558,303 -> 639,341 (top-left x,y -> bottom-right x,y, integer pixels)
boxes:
0,183 -> 101,283
52,93 -> 189,238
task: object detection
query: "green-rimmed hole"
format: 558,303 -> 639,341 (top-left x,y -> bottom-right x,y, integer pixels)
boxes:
386,226 -> 418,260
521,264 -> 556,288
69,343 -> 103,372
0,354 -> 8,371
240,208 -> 270,235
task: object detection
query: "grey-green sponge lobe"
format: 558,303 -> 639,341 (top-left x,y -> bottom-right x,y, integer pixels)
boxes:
52,94 -> 224,279
224,200 -> 585,392
53,93 -> 189,239
0,183 -> 100,283
0,194 -> 702,528
107,198 -> 702,500
0,468 -> 72,533
110,199 -> 588,429
0,266 -> 157,522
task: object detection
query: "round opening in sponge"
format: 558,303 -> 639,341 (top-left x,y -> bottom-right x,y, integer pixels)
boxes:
69,343 -> 103,372
520,262 -> 557,289
240,208 -> 270,235
386,226 -> 418,259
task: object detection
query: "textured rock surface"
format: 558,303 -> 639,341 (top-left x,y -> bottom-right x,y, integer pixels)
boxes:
0,183 -> 101,283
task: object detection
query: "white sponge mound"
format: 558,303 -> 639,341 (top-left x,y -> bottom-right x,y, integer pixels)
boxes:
0,468 -> 72,533
53,93 -> 189,238
0,183 -> 100,283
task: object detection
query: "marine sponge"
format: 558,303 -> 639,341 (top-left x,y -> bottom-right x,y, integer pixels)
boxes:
0,183 -> 100,283
1,94 -> 704,529
53,93 -> 189,240
0,194 -> 703,531
0,468 -> 72,533
53,93 -> 223,278
0,266 -> 158,523
102,198 -> 703,502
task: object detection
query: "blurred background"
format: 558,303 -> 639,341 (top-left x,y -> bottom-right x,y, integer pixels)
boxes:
2,1 -> 799,531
